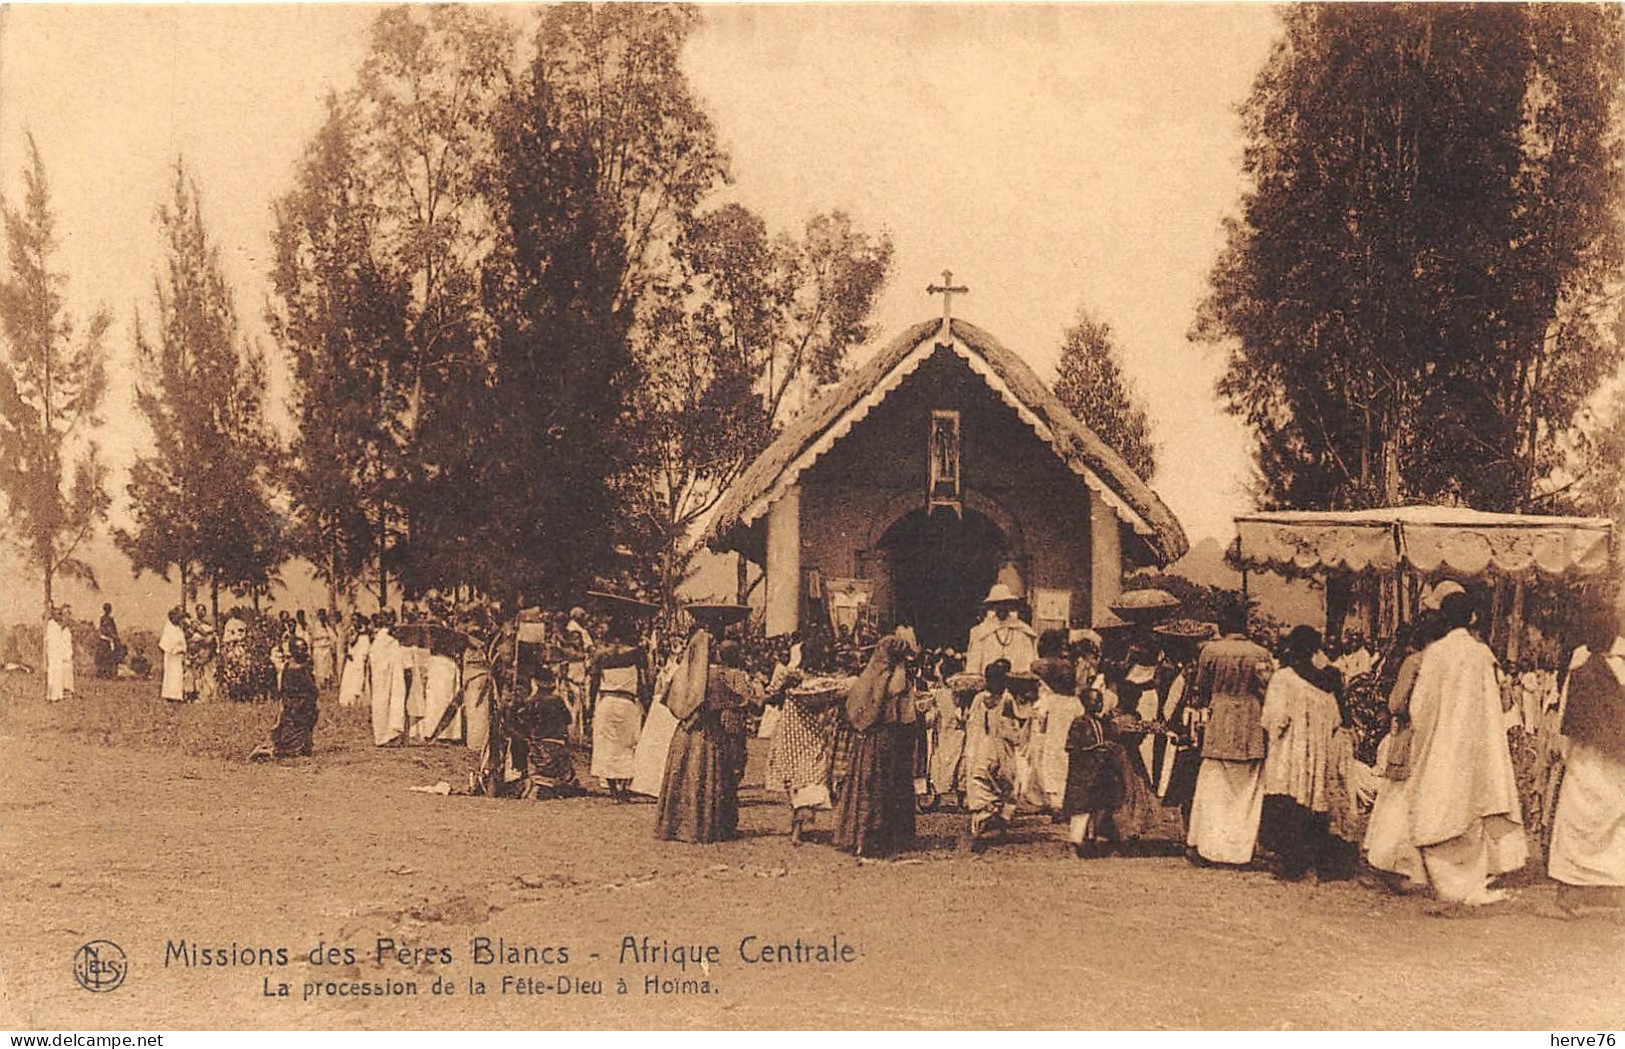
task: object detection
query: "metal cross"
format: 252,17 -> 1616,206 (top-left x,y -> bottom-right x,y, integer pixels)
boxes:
926,269 -> 969,326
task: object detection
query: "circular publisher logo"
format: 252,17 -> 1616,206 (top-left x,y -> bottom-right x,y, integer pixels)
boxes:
73,940 -> 127,993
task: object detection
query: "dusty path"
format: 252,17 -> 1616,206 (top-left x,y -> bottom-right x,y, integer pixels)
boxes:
1,678 -> 1620,1030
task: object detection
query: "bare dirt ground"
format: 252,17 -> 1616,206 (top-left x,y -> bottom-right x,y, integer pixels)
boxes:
2,674 -> 1621,1031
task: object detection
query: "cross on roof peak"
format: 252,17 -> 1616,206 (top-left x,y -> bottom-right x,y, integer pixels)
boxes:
926,269 -> 968,330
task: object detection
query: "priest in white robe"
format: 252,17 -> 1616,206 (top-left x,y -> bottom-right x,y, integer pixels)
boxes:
965,583 -> 1038,677
1406,592 -> 1527,906
369,613 -> 409,746
159,607 -> 188,702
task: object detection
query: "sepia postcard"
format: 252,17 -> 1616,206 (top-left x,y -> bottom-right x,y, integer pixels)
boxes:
1,1 -> 1623,1034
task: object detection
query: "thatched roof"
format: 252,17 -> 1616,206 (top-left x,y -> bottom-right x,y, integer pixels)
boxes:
705,317 -> 1190,565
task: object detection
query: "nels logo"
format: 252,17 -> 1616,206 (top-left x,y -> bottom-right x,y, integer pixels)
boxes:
73,940 -> 127,993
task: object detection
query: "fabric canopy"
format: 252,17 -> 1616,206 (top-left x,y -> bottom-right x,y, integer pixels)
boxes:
1235,507 -> 1615,581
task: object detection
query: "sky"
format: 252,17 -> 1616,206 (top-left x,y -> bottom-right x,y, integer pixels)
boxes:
0,2 -> 1282,628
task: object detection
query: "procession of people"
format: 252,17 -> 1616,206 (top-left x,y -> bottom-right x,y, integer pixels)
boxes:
25,572 -> 1623,919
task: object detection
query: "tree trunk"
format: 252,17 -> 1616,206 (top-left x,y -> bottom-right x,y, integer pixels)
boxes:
43,564 -> 54,619
211,580 -> 220,630
377,507 -> 390,608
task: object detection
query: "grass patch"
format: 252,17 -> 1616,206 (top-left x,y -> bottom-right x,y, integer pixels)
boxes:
0,673 -> 377,763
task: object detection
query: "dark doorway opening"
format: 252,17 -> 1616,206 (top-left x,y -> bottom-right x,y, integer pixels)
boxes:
879,507 -> 1008,649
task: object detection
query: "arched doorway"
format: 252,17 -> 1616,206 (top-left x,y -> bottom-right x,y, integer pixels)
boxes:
878,507 -> 1009,649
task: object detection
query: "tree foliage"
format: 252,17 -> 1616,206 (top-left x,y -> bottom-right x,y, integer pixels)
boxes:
272,3 -> 892,604
120,162 -> 283,614
351,4 -> 515,598
1052,307 -> 1157,481
270,95 -> 410,611
1195,5 -> 1624,512
0,134 -> 111,612
626,204 -> 892,598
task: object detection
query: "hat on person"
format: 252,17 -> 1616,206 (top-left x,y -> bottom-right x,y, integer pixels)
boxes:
1421,580 -> 1466,612
982,582 -> 1022,606
1068,628 -> 1103,651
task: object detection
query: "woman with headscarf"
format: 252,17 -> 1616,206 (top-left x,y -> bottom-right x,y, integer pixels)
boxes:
655,621 -> 761,843
832,632 -> 920,857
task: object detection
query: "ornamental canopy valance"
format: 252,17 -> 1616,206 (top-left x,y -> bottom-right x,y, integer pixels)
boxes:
1234,506 -> 1615,581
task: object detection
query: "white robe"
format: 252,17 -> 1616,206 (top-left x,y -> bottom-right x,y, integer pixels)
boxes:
159,621 -> 187,701
965,614 -> 1038,676
1026,684 -> 1083,810
1364,733 -> 1427,886
45,620 -> 74,701
369,630 -> 408,746
630,662 -> 681,797
1547,644 -> 1625,888
415,653 -> 462,741
630,701 -> 679,797
1407,627 -> 1527,903
1187,758 -> 1265,864
338,633 -> 370,708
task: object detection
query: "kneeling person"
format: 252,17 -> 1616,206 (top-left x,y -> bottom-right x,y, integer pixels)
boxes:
254,638 -> 319,760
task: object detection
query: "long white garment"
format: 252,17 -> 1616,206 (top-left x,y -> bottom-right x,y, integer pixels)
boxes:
416,654 -> 462,741
158,621 -> 187,701
591,664 -> 643,782
311,624 -> 337,685
1260,666 -> 1339,811
1548,644 -> 1625,888
404,645 -> 428,719
1548,739 -> 1625,887
369,630 -> 408,746
1186,758 -> 1265,864
1026,684 -> 1083,810
338,634 -> 370,708
964,614 -> 1038,676
45,620 -> 75,701
1363,732 -> 1427,885
630,699 -> 679,797
44,621 -> 63,701
462,657 -> 491,755
1408,627 -> 1527,902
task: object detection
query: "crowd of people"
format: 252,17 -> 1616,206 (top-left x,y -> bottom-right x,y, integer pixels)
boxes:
28,574 -> 1623,918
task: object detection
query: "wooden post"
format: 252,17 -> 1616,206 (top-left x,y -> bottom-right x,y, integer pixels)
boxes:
765,485 -> 801,637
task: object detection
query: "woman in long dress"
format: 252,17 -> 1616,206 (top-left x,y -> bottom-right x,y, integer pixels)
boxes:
832,633 -> 920,858
766,634 -> 845,843
655,630 -> 760,843
589,616 -> 650,801
338,613 -> 371,708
